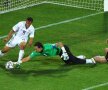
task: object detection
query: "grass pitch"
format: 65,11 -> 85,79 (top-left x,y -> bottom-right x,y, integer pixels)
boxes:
0,3 -> 106,90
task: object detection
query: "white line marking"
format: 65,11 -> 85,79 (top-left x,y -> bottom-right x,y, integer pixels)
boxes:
0,12 -> 103,39
35,12 -> 103,30
0,35 -> 7,39
82,82 -> 108,90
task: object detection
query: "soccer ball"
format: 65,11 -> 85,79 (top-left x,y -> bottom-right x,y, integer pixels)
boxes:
5,61 -> 14,70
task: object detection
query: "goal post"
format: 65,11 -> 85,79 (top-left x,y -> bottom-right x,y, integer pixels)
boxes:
104,0 -> 108,12
0,0 -> 104,14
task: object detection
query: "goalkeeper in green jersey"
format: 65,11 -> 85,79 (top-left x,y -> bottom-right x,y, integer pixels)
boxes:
14,42 -> 96,67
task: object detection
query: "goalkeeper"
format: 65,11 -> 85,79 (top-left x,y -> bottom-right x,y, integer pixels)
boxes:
15,42 -> 96,66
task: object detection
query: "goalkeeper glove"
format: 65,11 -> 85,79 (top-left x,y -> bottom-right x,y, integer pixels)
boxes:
61,52 -> 69,60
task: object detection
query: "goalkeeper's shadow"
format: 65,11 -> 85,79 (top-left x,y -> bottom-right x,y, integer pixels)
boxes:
7,65 -> 73,78
0,63 -> 96,79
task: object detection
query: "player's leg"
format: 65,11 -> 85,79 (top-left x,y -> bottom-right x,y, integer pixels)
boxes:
59,45 -> 72,63
59,45 -> 85,64
0,46 -> 11,57
105,48 -> 108,60
0,37 -> 15,57
68,55 -> 96,65
91,48 -> 108,63
17,42 -> 26,63
93,56 -> 107,63
59,45 -> 95,64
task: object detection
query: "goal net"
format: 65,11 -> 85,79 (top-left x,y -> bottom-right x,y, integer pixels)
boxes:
0,0 -> 44,14
0,0 -> 103,14
46,0 -> 103,11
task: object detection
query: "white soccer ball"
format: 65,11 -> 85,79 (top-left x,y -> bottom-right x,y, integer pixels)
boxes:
5,61 -> 14,70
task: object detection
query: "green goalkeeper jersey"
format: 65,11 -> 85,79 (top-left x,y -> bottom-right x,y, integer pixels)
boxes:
29,43 -> 61,59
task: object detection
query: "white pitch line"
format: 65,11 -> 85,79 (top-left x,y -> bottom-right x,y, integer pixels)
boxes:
0,12 -> 103,39
0,35 -> 7,39
35,12 -> 103,30
82,82 -> 108,90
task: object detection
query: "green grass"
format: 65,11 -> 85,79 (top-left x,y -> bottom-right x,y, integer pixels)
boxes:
0,3 -> 106,90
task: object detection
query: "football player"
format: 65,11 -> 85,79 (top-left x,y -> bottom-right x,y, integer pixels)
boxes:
0,17 -> 35,63
14,42 -> 96,67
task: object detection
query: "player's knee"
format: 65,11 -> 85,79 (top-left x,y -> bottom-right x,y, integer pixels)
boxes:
19,45 -> 25,50
105,48 -> 108,53
19,42 -> 26,49
93,56 -> 100,61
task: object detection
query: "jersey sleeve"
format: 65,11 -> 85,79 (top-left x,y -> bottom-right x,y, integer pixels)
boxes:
12,22 -> 22,32
29,28 -> 35,38
52,44 -> 57,48
29,51 -> 41,59
51,43 -> 61,54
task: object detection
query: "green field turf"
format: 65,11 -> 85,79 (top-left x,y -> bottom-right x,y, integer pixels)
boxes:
0,3 -> 106,90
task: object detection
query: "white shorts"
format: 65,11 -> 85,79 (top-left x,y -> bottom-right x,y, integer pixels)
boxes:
6,36 -> 27,48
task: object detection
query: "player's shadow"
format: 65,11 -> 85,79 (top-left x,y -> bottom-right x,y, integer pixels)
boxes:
8,65 -> 73,78
0,56 -> 96,79
0,61 -> 72,78
0,62 -> 96,79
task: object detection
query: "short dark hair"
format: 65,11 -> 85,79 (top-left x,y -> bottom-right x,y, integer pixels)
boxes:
26,17 -> 33,22
34,42 -> 43,48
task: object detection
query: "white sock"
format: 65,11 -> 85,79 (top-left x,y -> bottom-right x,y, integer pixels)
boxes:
86,59 -> 93,64
18,60 -> 22,64
77,55 -> 86,59
18,50 -> 24,63
0,50 -> 4,57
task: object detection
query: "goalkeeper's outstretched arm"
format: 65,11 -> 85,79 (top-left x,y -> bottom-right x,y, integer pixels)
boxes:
21,56 -> 31,63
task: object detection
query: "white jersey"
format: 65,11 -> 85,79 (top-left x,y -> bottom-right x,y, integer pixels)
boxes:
13,21 -> 35,41
6,21 -> 35,48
